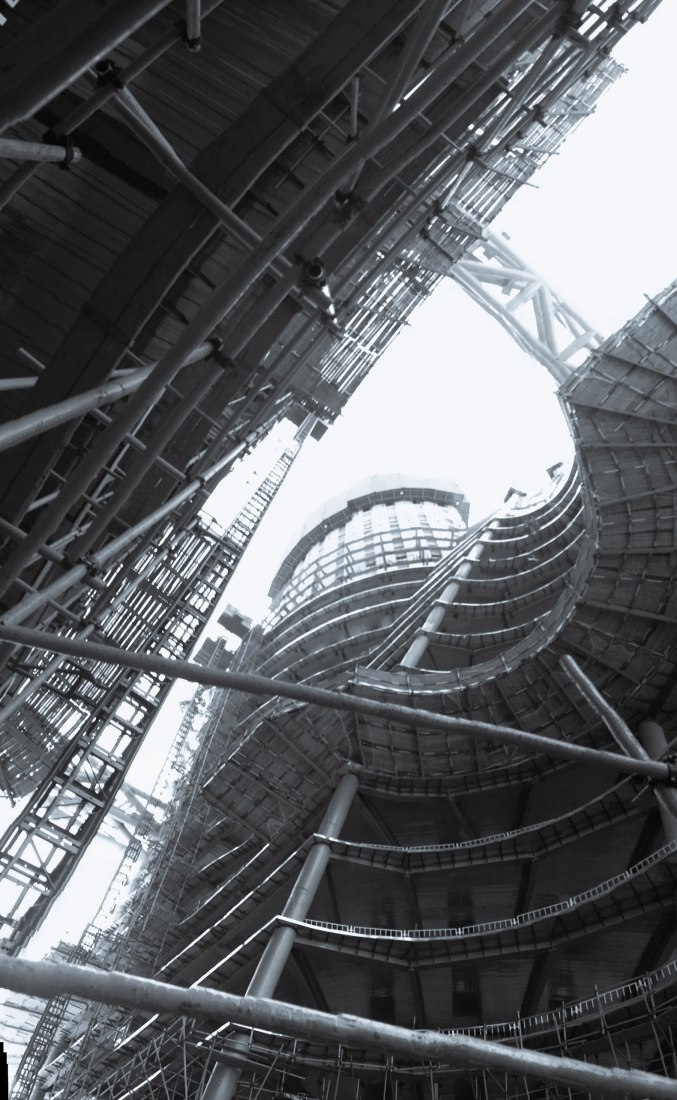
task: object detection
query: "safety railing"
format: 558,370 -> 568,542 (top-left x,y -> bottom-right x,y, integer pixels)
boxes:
438,956 -> 677,1041
314,775 -> 642,861
291,836 -> 677,941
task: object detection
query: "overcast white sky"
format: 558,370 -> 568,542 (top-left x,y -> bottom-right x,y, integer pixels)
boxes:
8,0 -> 677,1008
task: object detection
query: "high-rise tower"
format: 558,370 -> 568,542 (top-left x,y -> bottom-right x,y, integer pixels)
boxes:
1,2 -> 676,1098
23,282 -> 677,1099
0,0 -> 644,962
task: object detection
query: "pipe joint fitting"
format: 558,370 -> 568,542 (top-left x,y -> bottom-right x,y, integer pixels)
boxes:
332,189 -> 359,225
210,348 -> 237,372
664,758 -> 677,786
81,554 -> 105,581
206,334 -> 224,356
94,58 -> 124,90
58,134 -> 77,171
41,129 -> 79,170
303,258 -> 327,288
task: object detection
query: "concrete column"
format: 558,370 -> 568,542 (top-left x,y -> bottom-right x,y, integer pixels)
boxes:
202,770 -> 359,1100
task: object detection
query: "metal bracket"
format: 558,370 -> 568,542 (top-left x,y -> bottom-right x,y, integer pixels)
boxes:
81,553 -> 104,580
94,58 -> 124,90
664,759 -> 677,786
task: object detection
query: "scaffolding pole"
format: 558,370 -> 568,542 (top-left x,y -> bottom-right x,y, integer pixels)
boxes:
0,341 -> 216,456
0,0 -> 173,132
560,655 -> 677,839
0,625 -> 674,785
0,956 -> 674,1100
202,771 -> 359,1100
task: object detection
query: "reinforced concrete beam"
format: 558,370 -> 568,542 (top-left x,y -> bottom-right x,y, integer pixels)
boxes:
0,625 -> 674,786
0,956 -> 674,1100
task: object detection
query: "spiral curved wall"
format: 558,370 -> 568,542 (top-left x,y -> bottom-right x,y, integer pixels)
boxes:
3,3 -> 676,1099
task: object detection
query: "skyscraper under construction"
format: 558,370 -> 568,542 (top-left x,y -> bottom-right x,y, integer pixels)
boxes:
0,2 -> 676,1099
19,287 -> 677,1098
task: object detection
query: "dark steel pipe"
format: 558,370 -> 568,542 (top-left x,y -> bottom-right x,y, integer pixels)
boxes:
348,0 -> 450,189
0,0 -> 228,213
0,432 -> 257,628
227,8 -> 550,374
0,625 -> 672,784
185,0 -> 202,50
113,88 -> 261,251
51,0 -> 228,138
68,360 -> 225,559
639,720 -> 677,844
560,655 -> 677,828
0,517 -> 63,566
560,655 -> 649,759
0,956 -> 674,1099
0,340 -> 218,600
0,0 -> 529,606
400,533 -> 492,668
0,367 -> 145,455
0,0 -> 172,133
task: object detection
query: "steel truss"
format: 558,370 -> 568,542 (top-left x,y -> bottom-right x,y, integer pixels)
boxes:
7,681 -> 217,1100
416,209 -> 603,383
0,0 -> 667,1094
0,426 -> 307,955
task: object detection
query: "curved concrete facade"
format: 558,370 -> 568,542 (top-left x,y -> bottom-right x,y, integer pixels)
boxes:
4,4 -> 676,1100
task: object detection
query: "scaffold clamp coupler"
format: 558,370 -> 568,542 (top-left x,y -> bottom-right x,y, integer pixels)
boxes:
332,189 -> 363,224
210,344 -> 237,372
182,18 -> 202,50
665,758 -> 677,786
94,58 -> 124,90
81,554 -> 103,579
57,134 -> 76,171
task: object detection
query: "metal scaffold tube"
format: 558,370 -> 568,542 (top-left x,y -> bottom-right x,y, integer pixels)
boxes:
0,339 -> 218,595
0,341 -> 214,456
66,360 -> 226,560
0,0 -> 229,213
0,955 -> 674,1100
0,434 -> 307,953
400,530 -> 494,668
560,655 -> 677,836
203,771 -> 359,1100
348,0 -> 449,190
0,138 -> 82,164
0,0 -> 173,132
0,625 -> 674,785
0,1 -> 669,1092
0,0 -> 543,607
0,431 -> 260,633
